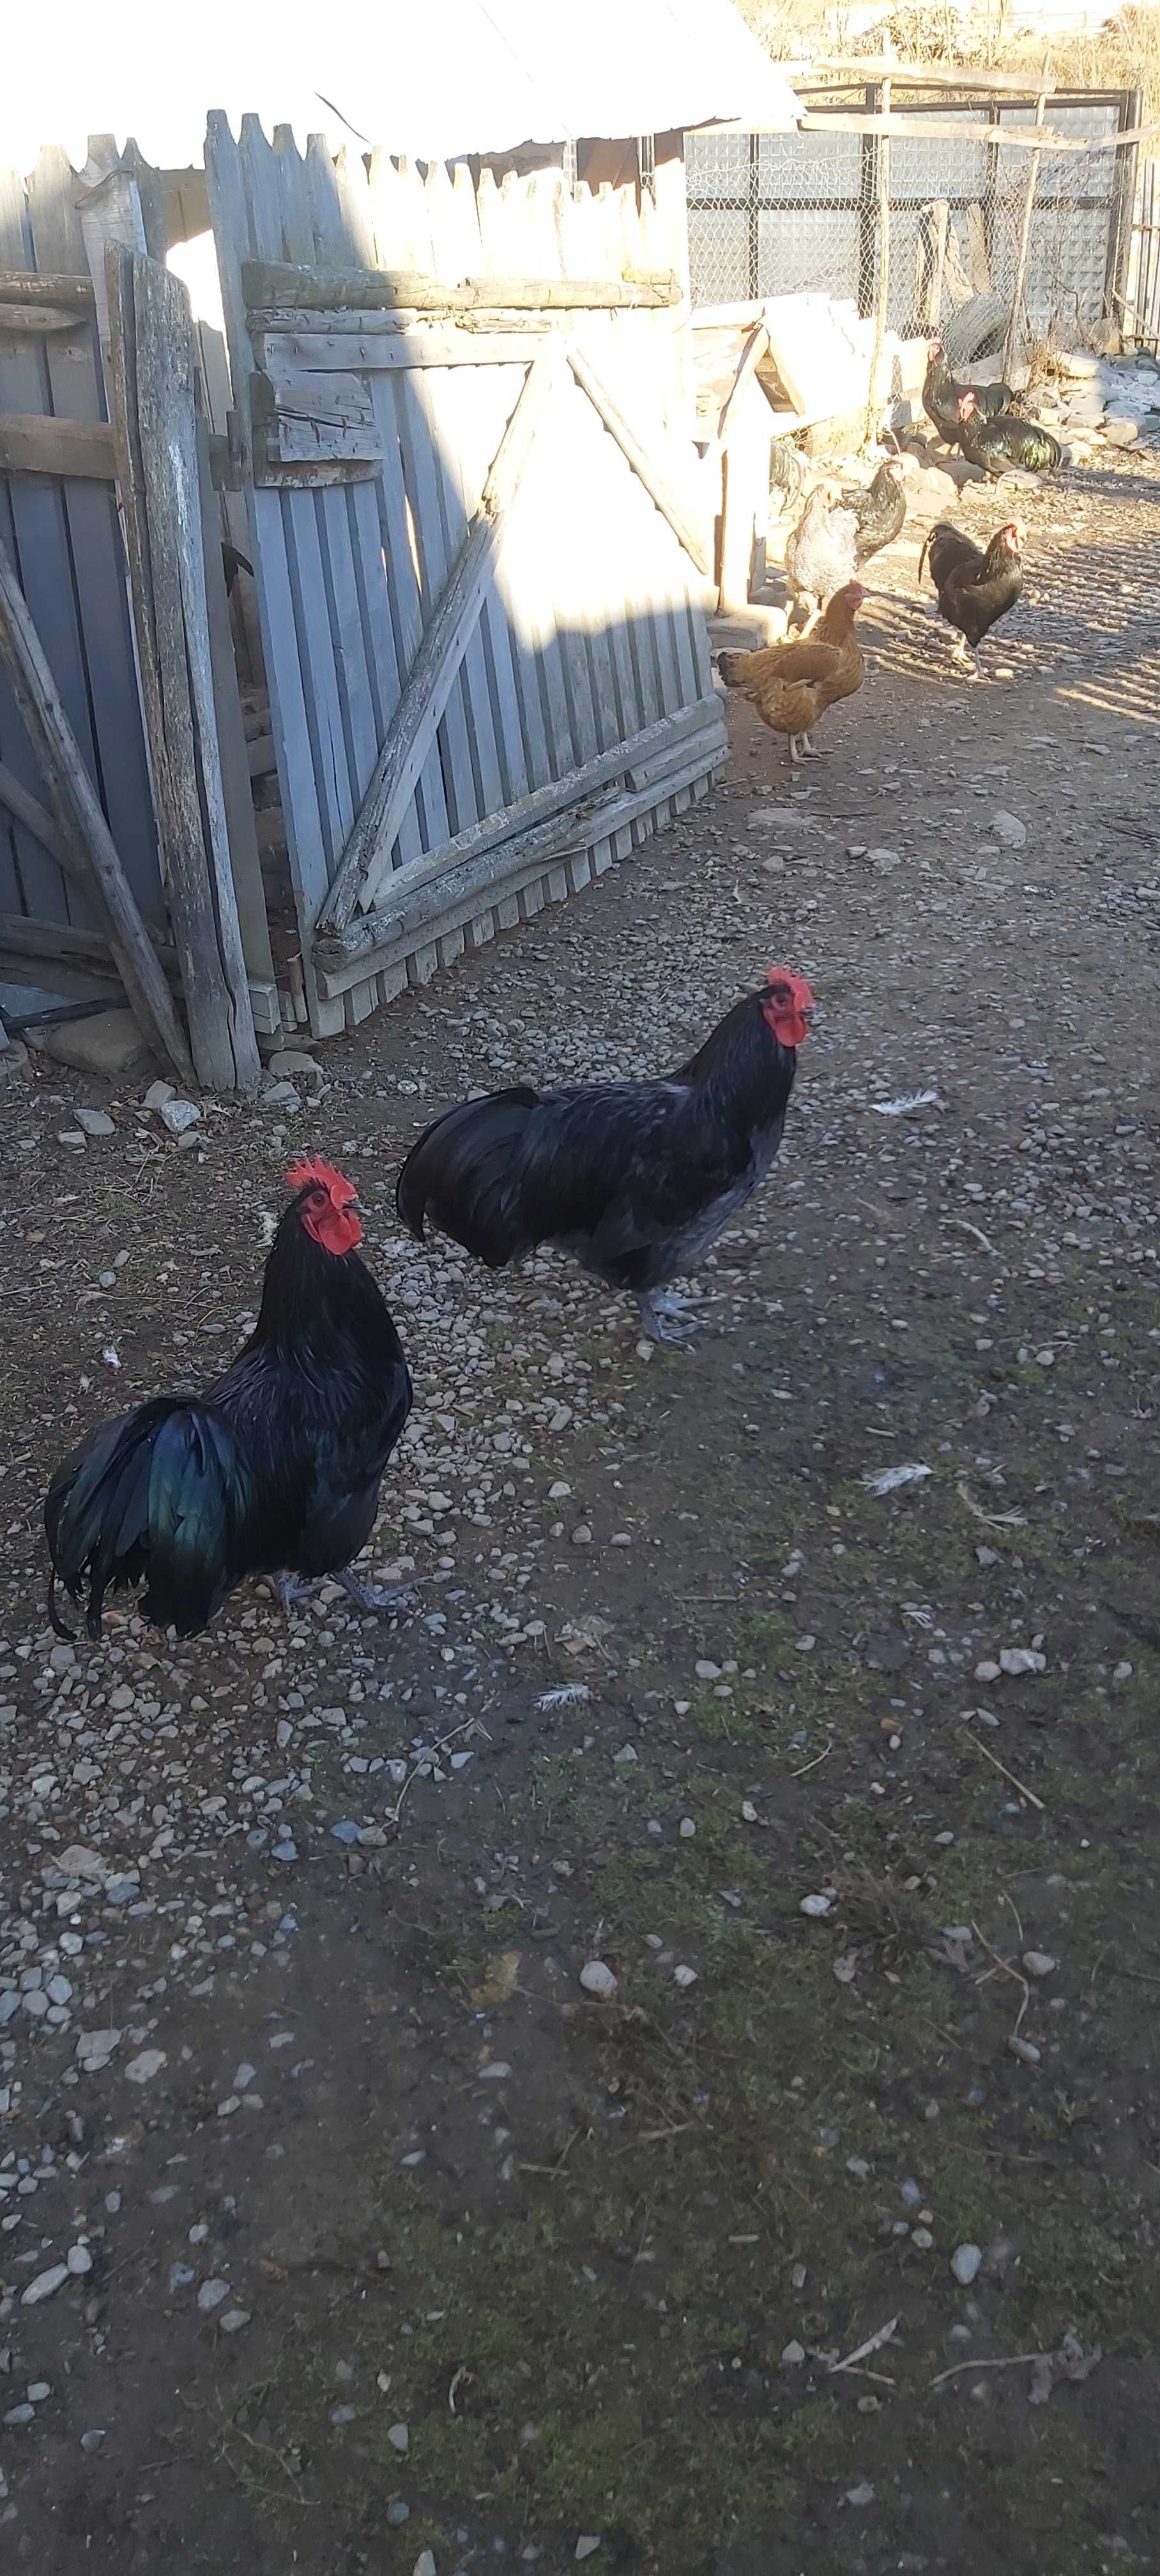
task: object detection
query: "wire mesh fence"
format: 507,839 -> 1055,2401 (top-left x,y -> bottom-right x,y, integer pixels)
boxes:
685,93 -> 1138,356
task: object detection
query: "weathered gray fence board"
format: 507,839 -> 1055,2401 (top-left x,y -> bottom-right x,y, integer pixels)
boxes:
25,148 -> 164,931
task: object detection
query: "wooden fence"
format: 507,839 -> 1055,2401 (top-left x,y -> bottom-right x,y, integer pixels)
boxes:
204,118 -> 724,1037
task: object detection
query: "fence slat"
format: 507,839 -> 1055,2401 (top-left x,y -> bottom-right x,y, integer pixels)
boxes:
105,249 -> 259,1092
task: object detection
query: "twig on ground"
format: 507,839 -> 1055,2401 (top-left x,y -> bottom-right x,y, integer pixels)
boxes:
929,2351 -> 1042,2391
791,1736 -> 834,1777
971,1920 -> 1030,2038
828,2315 -> 899,2375
964,1724 -> 1046,1813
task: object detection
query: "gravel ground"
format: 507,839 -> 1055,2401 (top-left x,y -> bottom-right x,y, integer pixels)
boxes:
1,440 -> 1158,2576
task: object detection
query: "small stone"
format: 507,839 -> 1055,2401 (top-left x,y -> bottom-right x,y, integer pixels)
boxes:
678,1816 -> 696,1839
991,810 -> 1026,848
143,1080 -> 176,1109
799,1892 -> 832,1918
579,1961 -> 618,2000
158,1098 -> 201,1137
75,1108 -> 116,1137
386,2501 -> 410,2527
261,1080 -> 301,1112
220,2310 -> 251,2334
57,1129 -> 88,1149
22,2264 -> 68,2306
912,2227 -> 934,2250
950,2243 -> 982,2285
387,2421 -> 409,2453
1022,1952 -> 1055,1979
478,2062 -> 512,2081
781,2340 -> 805,2366
694,1660 -> 721,1682
576,2543 -> 602,2564
267,1049 -> 324,1084
1112,1660 -> 1133,1683
412,2554 -> 437,2576
27,2386 -> 50,2405
80,2429 -> 107,2452
66,2245 -> 93,2276
197,2279 -> 230,2313
125,2049 -> 166,2085
974,1660 -> 1002,1682
673,1965 -> 698,1988
570,1524 -> 592,1545
1008,2034 -> 1041,2064
999,1647 -> 1046,1676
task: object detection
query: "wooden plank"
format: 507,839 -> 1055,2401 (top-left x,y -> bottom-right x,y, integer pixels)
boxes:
317,348 -> 558,931
1004,93 -> 1049,376
204,112 -> 257,468
316,733 -> 726,997
797,110 -> 1141,150
241,260 -> 680,312
0,165 -> 98,931
105,247 -> 259,1092
252,325 -> 550,367
0,528 -> 194,1079
565,341 -> 712,576
194,411 -> 275,985
318,701 -> 724,958
432,363 -> 506,822
0,302 -> 96,335
26,146 -> 165,935
0,268 -> 94,307
365,370 -> 450,862
0,906 -> 177,975
0,411 -> 114,478
0,756 -> 78,873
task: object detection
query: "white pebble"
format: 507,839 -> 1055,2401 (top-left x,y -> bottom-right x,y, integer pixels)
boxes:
950,2243 -> 982,2286
579,1961 -> 618,2000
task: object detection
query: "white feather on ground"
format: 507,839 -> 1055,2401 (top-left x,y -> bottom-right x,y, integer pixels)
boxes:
862,1463 -> 932,1496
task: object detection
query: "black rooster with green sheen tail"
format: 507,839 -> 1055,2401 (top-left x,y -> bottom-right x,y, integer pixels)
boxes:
45,1160 -> 411,1639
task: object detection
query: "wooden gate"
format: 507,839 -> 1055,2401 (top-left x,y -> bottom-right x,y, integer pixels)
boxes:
205,117 -> 724,1038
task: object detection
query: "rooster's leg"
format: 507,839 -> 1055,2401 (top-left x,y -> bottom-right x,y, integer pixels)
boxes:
274,1572 -> 312,1614
637,1290 -> 704,1345
336,1565 -> 417,1617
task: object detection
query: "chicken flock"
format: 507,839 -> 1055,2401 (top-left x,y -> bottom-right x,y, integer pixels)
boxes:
717,330 -> 1069,757
38,343 -> 1081,1644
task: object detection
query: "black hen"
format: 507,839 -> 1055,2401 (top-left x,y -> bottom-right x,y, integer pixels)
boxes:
955,392 -> 1060,479
45,1160 -> 412,1639
922,339 -> 1016,445
839,460 -> 907,562
919,518 -> 1025,677
396,969 -> 814,1344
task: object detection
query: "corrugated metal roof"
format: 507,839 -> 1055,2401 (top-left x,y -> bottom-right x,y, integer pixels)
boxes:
4,0 -> 800,177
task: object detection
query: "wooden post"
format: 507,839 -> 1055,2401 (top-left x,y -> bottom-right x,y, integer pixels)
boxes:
917,199 -> 949,332
1004,88 -> 1049,377
865,75 -> 892,446
105,247 -> 261,1094
0,533 -> 195,1084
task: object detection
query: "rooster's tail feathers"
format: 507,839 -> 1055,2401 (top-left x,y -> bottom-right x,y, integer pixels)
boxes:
45,1400 -> 243,1640
395,1087 -> 542,1266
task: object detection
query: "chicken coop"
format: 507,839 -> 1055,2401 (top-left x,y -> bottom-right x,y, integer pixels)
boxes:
0,1 -> 801,1081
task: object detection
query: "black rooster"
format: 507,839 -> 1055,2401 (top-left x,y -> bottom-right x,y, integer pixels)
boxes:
919,519 -> 1025,678
922,338 -> 1016,445
396,969 -> 814,1344
839,459 -> 907,562
956,391 -> 1061,479
45,1160 -> 413,1639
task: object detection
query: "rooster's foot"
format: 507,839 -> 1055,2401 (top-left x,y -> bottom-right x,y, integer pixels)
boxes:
637,1291 -> 705,1346
273,1572 -> 312,1614
337,1568 -> 417,1618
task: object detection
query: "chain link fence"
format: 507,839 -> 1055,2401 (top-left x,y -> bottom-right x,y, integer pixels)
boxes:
685,93 -> 1137,355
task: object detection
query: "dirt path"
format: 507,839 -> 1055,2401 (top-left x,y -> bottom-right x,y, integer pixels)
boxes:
1,446 -> 1158,2576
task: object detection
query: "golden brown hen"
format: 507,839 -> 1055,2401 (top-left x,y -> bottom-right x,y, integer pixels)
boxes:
716,581 -> 866,764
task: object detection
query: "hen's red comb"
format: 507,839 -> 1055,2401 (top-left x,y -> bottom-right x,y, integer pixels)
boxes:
284,1156 -> 356,1206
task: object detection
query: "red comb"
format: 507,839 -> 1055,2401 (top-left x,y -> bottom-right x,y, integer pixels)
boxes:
766,964 -> 796,986
284,1156 -> 355,1205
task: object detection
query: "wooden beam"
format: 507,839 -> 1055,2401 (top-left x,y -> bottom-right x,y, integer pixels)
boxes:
316,731 -> 726,998
105,247 -> 260,1094
315,348 -> 560,935
241,259 -> 680,314
0,412 -> 116,480
716,321 -> 770,447
0,907 -> 178,977
0,268 -> 95,307
0,758 -> 77,873
253,325 -> 551,369
1005,91 -> 1049,378
809,57 -> 1057,91
798,110 -> 1152,151
565,342 -> 712,576
0,531 -> 195,1083
866,76 -> 892,448
317,702 -> 725,962
0,302 -> 95,336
